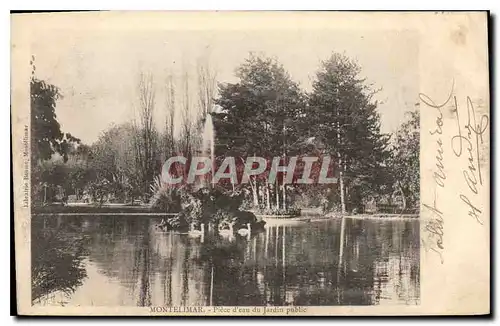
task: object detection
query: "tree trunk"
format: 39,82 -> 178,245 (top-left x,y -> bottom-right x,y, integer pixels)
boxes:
397,180 -> 407,210
250,177 -> 259,208
339,170 -> 346,215
282,182 -> 286,211
259,182 -> 266,209
336,119 -> 346,215
266,183 -> 271,210
275,179 -> 280,210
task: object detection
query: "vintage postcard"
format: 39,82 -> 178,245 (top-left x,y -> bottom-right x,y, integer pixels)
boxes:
11,11 -> 490,316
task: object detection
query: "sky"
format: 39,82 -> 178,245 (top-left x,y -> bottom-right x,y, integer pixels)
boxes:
31,27 -> 420,144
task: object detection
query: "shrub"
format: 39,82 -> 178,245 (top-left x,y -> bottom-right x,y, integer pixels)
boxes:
179,190 -> 203,224
149,188 -> 182,212
166,213 -> 189,230
258,207 -> 301,217
233,210 -> 258,228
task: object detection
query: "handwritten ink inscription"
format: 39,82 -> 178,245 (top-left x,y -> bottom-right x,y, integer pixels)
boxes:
420,82 -> 489,264
419,88 -> 451,264
451,96 -> 489,225
422,196 -> 444,263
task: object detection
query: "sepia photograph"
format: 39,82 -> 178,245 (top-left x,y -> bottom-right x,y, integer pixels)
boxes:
11,11 -> 489,316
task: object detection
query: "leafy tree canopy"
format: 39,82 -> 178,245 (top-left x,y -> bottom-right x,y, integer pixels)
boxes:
30,77 -> 80,162
214,54 -> 306,159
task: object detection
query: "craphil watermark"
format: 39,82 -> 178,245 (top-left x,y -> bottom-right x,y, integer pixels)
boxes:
161,155 -> 338,186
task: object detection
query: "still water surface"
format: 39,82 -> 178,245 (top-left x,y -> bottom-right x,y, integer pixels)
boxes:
32,216 -> 420,306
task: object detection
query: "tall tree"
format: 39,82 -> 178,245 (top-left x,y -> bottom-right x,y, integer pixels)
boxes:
134,72 -> 160,199
30,56 -> 80,163
164,72 -> 176,158
391,110 -> 420,209
309,53 -> 391,213
30,55 -> 80,206
214,54 -> 306,209
197,54 -> 217,116
179,69 -> 193,156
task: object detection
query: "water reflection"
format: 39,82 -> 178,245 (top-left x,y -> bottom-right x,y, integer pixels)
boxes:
31,216 -> 89,305
31,216 -> 419,306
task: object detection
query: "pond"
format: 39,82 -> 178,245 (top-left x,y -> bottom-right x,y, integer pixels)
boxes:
31,216 -> 420,306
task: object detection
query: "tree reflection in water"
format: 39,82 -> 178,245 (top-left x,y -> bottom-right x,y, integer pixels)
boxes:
31,216 -> 420,306
31,216 -> 89,305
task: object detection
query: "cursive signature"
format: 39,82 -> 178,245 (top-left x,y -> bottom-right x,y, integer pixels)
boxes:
421,192 -> 444,264
451,96 -> 488,225
419,86 -> 453,264
419,87 -> 452,188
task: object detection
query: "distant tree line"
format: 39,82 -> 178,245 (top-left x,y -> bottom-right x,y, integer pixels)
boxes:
30,52 -> 419,213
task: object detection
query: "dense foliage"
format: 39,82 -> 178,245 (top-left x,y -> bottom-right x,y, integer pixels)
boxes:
390,110 -> 420,209
31,52 -> 419,214
308,54 -> 393,211
31,75 -> 80,163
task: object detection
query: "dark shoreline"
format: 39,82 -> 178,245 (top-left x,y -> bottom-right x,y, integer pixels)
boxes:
33,204 -> 162,214
32,204 -> 419,221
